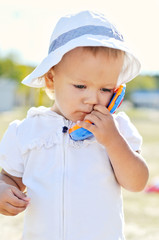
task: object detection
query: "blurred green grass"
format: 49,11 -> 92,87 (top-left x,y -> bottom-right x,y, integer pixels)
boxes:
0,107 -> 29,141
0,107 -> 159,240
123,108 -> 159,240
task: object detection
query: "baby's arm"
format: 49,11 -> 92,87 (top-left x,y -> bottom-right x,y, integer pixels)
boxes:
0,169 -> 30,216
77,105 -> 149,192
103,132 -> 149,192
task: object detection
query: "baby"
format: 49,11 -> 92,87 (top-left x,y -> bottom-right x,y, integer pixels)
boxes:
0,10 -> 149,240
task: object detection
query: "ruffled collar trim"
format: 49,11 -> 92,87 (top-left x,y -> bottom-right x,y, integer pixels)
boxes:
20,107 -> 98,154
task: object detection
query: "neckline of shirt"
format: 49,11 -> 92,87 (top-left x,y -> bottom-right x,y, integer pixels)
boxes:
27,106 -> 66,119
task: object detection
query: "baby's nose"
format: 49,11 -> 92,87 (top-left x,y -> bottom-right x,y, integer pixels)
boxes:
84,91 -> 99,105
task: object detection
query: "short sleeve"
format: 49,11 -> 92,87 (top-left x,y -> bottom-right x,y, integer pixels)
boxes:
0,120 -> 24,177
114,112 -> 142,152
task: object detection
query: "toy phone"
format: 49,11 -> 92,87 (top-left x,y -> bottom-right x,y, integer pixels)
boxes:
69,84 -> 126,141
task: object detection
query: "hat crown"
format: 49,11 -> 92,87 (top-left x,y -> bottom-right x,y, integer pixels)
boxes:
49,10 -> 122,44
49,10 -> 124,54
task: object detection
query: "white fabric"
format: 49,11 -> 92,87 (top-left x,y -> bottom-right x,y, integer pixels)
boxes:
22,10 -> 141,88
0,107 -> 142,240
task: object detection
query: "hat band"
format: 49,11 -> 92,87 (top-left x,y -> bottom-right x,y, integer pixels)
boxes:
48,25 -> 124,54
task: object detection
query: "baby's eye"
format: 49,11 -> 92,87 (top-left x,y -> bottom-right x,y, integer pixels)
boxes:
74,85 -> 86,89
101,88 -> 112,92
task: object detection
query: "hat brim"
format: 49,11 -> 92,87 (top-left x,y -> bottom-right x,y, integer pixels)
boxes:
22,35 -> 141,88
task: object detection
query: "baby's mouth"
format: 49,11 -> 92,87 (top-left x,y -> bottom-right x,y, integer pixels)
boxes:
80,111 -> 92,118
82,109 -> 93,114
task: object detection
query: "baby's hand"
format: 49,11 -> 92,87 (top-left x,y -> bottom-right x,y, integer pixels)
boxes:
77,104 -> 119,147
0,182 -> 30,216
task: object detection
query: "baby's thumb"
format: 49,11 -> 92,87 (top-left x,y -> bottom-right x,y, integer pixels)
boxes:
11,187 -> 30,202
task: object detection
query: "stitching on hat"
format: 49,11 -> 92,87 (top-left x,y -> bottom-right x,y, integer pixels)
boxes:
48,25 -> 124,54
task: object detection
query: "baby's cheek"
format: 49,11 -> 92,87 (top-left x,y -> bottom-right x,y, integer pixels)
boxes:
100,95 -> 113,108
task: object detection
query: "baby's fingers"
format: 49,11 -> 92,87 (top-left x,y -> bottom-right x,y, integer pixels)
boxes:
8,188 -> 30,208
2,203 -> 27,216
77,120 -> 96,133
93,104 -> 110,114
11,187 -> 30,204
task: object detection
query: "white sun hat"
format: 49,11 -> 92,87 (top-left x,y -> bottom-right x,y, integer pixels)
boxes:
22,10 -> 141,88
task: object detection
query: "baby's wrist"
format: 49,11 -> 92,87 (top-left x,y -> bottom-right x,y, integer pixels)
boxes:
103,131 -> 122,150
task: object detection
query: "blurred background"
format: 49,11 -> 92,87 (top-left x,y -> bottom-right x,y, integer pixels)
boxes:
0,0 -> 159,239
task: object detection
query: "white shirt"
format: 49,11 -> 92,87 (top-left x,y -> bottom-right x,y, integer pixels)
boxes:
0,107 -> 142,240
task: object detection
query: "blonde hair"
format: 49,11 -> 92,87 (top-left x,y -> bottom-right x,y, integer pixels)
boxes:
45,86 -> 54,100
83,46 -> 124,57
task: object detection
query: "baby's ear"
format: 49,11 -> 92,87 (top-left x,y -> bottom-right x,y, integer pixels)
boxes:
45,68 -> 54,89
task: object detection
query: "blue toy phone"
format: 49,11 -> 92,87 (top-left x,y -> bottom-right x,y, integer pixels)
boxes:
69,84 -> 126,141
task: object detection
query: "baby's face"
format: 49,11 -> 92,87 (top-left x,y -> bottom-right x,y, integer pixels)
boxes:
51,47 -> 124,122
